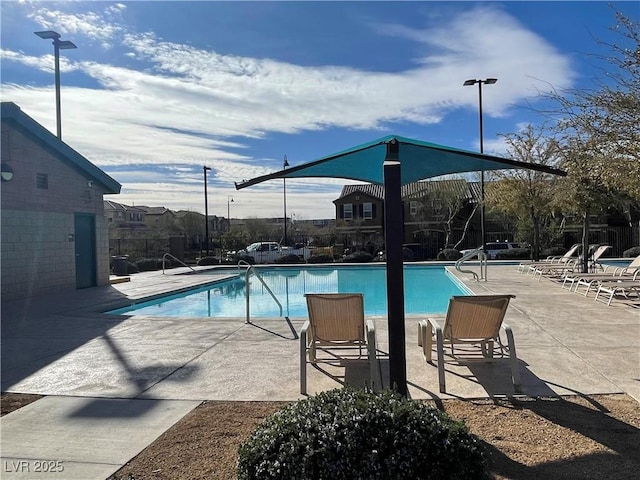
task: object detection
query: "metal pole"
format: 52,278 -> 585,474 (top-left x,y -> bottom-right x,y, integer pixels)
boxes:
203,166 -> 210,256
478,82 -> 486,253
283,155 -> 289,246
383,140 -> 407,396
54,41 -> 62,139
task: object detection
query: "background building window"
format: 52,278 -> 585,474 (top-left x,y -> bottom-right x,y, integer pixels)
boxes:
410,201 -> 418,216
344,203 -> 353,221
363,202 -> 373,220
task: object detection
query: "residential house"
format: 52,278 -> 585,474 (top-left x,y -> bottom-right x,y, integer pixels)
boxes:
138,205 -> 176,230
333,180 -> 489,258
104,200 -> 147,229
1,102 -> 121,301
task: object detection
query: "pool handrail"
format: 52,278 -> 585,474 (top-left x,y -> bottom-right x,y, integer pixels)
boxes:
162,253 -> 196,274
455,248 -> 488,281
237,260 -> 283,323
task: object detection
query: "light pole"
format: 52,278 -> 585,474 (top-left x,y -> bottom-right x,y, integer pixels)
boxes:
464,77 -> 497,254
283,155 -> 289,246
34,30 -> 77,140
203,166 -> 211,256
227,196 -> 234,232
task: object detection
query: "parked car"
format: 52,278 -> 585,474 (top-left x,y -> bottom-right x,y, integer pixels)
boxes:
460,242 -> 521,260
235,241 -> 312,264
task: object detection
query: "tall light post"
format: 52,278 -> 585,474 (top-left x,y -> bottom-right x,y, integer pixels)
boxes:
227,196 -> 234,232
203,166 -> 211,256
283,155 -> 289,246
463,78 -> 497,254
34,30 -> 77,140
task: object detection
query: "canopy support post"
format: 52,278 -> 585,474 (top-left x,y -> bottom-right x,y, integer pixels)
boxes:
384,140 -> 407,396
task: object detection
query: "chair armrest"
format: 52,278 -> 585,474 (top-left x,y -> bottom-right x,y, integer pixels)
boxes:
365,319 -> 382,390
301,320 -> 311,346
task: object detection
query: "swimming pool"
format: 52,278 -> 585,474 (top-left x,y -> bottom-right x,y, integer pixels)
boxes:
108,265 -> 471,318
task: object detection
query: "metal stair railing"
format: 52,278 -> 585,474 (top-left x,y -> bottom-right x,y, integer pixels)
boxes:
455,247 -> 488,281
237,260 -> 298,339
162,253 -> 196,274
237,260 -> 283,322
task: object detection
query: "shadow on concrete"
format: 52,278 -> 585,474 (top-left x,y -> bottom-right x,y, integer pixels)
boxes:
1,285 -> 132,391
467,359 -> 559,397
246,317 -> 298,340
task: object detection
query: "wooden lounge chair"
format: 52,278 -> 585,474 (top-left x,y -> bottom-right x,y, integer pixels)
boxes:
517,243 -> 581,275
417,295 -> 520,393
300,293 -> 380,394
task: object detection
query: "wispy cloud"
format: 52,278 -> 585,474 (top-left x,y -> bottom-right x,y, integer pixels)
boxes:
1,2 -> 576,218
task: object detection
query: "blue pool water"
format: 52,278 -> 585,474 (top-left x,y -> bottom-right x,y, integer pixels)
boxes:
108,265 -> 470,318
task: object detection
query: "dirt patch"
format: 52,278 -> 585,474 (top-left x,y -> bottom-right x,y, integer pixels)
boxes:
109,393 -> 640,480
1,393 -> 43,416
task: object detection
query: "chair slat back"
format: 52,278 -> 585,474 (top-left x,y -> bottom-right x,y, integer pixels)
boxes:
562,244 -> 581,261
305,293 -> 365,342
444,295 -> 514,340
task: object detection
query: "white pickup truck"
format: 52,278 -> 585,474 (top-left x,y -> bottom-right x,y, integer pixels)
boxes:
235,242 -> 312,264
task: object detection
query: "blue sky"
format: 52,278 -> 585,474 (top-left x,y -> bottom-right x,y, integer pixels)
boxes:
1,1 -> 638,220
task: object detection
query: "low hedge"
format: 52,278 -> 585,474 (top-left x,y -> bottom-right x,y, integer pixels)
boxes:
494,248 -> 531,260
342,251 -> 374,263
274,254 -> 305,264
623,246 -> 640,258
197,256 -> 220,266
307,254 -> 334,264
437,248 -> 462,261
237,387 -> 487,480
135,258 -> 168,272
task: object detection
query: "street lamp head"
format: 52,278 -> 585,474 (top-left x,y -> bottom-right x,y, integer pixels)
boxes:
35,30 -> 61,40
58,40 -> 77,50
463,79 -> 477,86
203,166 -> 211,171
484,78 -> 498,85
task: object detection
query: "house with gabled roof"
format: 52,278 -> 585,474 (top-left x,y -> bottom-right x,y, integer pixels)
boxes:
104,200 -> 147,227
1,102 -> 121,301
333,179 -> 485,258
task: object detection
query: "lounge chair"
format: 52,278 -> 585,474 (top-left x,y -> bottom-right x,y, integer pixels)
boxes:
534,245 -> 611,280
517,243 -> 581,274
417,295 -> 520,393
562,254 -> 640,294
300,293 -> 380,394
594,278 -> 640,306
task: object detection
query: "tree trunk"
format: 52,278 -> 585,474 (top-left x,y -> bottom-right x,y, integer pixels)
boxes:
530,206 -> 540,260
582,209 -> 590,273
453,204 -> 479,250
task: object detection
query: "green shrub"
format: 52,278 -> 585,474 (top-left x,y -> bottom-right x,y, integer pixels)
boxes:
237,388 -> 487,480
197,256 -> 220,266
135,258 -> 165,272
623,246 -> 640,258
307,254 -> 334,264
126,262 -> 139,274
342,251 -> 374,263
274,254 -> 305,264
495,247 -> 531,260
437,248 -> 462,260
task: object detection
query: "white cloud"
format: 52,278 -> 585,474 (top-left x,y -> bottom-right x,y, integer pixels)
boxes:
2,3 -> 576,218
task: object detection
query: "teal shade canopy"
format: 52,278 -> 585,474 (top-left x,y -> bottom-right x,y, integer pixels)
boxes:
234,133 -> 566,397
235,134 -> 565,189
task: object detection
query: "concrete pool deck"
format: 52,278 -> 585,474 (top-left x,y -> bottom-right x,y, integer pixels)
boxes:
1,264 -> 639,479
